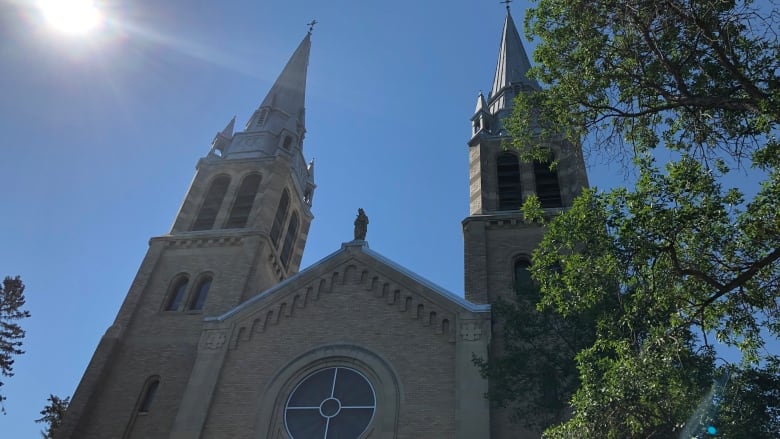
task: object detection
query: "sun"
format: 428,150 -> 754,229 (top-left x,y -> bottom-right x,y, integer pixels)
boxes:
37,0 -> 103,35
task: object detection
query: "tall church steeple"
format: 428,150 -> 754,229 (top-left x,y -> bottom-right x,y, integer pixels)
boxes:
58,33 -> 317,439
462,10 -> 589,437
171,32 -> 316,282
463,8 -> 588,300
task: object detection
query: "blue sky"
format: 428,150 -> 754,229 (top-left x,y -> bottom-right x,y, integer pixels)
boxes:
0,0 -> 772,436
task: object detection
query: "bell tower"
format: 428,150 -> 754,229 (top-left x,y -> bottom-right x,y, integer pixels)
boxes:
58,32 -> 316,439
462,8 -> 589,438
170,31 -> 315,290
463,8 -> 588,306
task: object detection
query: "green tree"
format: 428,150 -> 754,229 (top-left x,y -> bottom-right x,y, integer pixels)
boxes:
494,0 -> 780,437
0,275 -> 30,413
474,238 -> 599,429
36,394 -> 71,439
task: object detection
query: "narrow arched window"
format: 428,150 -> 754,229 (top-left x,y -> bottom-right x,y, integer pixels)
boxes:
188,276 -> 212,311
256,109 -> 268,127
270,190 -> 290,246
138,377 -> 160,413
497,153 -> 522,210
534,159 -> 562,208
514,260 -> 537,298
164,277 -> 189,311
280,212 -> 299,268
226,174 -> 262,229
192,175 -> 231,230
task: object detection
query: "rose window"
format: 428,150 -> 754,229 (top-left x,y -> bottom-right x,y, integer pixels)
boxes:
284,367 -> 376,439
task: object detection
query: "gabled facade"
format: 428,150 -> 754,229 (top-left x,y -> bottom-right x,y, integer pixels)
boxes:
169,241 -> 491,439
60,9 -> 589,439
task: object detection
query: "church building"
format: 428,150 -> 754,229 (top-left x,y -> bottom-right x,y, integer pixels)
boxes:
58,8 -> 587,439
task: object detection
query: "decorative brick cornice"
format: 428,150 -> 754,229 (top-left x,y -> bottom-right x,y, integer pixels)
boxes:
230,263 -> 459,349
163,236 -> 244,249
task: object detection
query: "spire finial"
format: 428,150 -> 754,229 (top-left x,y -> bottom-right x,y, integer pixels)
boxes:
307,19 -> 318,34
500,0 -> 512,11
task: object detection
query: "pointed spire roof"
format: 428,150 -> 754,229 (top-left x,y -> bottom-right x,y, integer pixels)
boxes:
490,9 -> 537,99
259,32 -> 311,117
219,116 -> 236,138
474,91 -> 488,114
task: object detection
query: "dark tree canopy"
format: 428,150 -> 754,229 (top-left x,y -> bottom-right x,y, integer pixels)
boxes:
488,0 -> 780,437
0,275 -> 30,412
508,0 -> 779,165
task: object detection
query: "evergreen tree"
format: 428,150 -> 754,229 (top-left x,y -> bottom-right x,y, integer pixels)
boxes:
36,394 -> 71,439
0,275 -> 30,413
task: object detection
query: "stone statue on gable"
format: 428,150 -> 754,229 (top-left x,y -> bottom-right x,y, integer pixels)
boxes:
354,208 -> 368,240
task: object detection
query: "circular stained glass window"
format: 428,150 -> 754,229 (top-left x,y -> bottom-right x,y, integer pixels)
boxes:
285,367 -> 376,439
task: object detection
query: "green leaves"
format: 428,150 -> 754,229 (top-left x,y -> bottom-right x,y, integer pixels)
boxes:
511,0 -> 779,164
494,1 -> 780,436
530,156 -> 779,435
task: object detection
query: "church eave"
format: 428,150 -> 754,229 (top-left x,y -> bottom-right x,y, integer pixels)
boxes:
208,241 -> 490,324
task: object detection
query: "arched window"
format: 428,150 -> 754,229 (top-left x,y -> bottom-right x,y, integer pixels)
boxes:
280,212 -> 299,268
270,190 -> 290,246
164,277 -> 189,311
138,377 -> 160,413
192,175 -> 231,230
497,153 -> 522,210
534,159 -> 562,208
188,276 -> 212,311
514,259 -> 537,298
226,174 -> 262,229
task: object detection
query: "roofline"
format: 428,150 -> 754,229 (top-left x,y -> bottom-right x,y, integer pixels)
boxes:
359,244 -> 490,313
207,241 -> 490,323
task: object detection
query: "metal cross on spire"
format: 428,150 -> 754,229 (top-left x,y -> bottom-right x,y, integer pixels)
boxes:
500,0 -> 512,10
307,19 -> 318,33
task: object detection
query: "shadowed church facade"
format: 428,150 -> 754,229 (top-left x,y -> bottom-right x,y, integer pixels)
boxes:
58,9 -> 587,439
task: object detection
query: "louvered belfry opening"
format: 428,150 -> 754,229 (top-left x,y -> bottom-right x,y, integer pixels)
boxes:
533,159 -> 562,208
192,175 -> 231,230
226,174 -> 262,229
497,152 -> 522,211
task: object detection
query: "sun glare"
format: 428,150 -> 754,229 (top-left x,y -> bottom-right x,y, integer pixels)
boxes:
38,0 -> 102,34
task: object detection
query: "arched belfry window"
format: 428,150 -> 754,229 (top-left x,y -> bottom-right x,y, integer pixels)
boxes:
280,212 -> 299,269
226,174 -> 262,229
164,276 -> 189,311
534,158 -> 563,208
270,190 -> 290,246
188,276 -> 212,311
497,152 -> 523,210
192,175 -> 231,231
